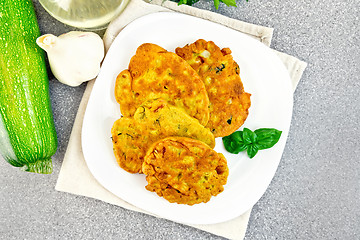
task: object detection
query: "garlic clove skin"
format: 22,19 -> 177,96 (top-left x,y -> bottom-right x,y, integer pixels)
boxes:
36,31 -> 105,87
36,34 -> 58,51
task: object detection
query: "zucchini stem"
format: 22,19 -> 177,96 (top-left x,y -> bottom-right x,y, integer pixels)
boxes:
21,158 -> 53,174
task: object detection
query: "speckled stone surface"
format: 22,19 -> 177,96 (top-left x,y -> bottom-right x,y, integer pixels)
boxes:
1,0 -> 359,239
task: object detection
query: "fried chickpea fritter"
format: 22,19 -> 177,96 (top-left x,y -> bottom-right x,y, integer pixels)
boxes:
115,43 -> 210,126
142,137 -> 229,205
175,39 -> 251,137
111,99 -> 215,174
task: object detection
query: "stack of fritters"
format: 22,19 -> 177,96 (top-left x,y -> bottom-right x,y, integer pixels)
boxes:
112,41 -> 251,205
176,39 -> 251,137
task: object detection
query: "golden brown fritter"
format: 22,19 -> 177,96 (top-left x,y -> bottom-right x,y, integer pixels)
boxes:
115,43 -> 210,126
142,137 -> 229,205
111,99 -> 215,174
175,39 -> 251,137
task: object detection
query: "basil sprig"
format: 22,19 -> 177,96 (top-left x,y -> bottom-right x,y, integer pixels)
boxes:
177,0 -> 243,9
222,128 -> 282,158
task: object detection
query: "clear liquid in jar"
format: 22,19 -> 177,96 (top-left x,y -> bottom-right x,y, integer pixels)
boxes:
39,0 -> 129,30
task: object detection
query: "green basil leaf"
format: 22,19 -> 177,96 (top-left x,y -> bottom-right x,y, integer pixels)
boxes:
247,144 -> 259,159
178,0 -> 186,5
176,0 -> 240,7
220,0 -> 237,7
222,131 -> 247,154
242,128 -> 257,145
254,128 -> 282,150
224,139 -> 247,154
177,0 -> 200,6
230,131 -> 244,142
213,0 -> 220,9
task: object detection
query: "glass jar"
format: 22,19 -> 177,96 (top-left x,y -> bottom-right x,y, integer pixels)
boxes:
39,0 -> 129,30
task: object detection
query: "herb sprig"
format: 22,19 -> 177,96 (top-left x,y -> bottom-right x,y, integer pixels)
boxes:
222,128 -> 282,158
177,0 -> 247,10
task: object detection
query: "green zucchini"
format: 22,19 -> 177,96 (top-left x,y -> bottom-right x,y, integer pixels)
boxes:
0,0 -> 58,174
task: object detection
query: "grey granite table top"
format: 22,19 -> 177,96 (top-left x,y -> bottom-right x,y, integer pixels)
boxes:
1,0 -> 359,239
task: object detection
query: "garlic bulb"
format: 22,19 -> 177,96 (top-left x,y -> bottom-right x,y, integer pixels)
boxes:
36,31 -> 104,87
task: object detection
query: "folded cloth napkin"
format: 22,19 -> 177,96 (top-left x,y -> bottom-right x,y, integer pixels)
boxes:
55,0 -> 307,239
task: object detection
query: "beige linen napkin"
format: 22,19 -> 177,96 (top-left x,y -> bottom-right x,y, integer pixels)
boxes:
55,0 -> 307,239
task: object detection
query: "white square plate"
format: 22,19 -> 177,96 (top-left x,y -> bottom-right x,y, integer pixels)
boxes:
82,12 -> 293,225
